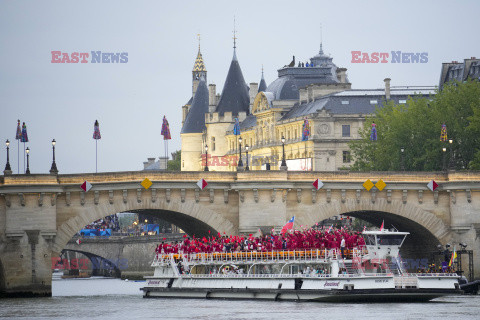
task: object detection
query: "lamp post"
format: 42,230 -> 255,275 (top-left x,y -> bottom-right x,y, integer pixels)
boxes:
245,144 -> 249,171
442,147 -> 447,172
449,139 -> 454,170
4,140 -> 12,175
204,144 -> 209,171
144,219 -> 148,235
26,147 -> 30,175
400,147 -> 405,171
50,139 -> 58,174
280,136 -> 287,170
238,136 -> 243,169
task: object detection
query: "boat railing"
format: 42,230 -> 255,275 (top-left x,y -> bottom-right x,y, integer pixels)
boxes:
152,249 -> 365,266
181,273 -> 335,279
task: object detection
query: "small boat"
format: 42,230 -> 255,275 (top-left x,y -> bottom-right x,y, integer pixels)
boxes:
141,230 -> 462,302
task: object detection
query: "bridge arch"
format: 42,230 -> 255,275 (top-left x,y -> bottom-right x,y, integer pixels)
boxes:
60,249 -> 121,278
53,197 -> 236,254
295,198 -> 452,261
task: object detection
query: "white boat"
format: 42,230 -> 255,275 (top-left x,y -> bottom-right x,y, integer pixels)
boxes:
141,230 -> 462,302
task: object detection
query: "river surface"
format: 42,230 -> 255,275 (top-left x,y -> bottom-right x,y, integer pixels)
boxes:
0,277 -> 479,319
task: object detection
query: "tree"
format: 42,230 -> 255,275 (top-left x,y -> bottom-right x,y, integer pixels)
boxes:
349,80 -> 480,171
167,150 -> 181,171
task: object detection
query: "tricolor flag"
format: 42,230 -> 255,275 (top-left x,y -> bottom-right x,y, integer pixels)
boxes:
380,220 -> 384,231
15,120 -> 22,140
21,122 -> 29,143
302,118 -> 311,141
449,246 -> 457,267
281,216 -> 295,234
93,120 -> 101,140
370,122 -> 377,141
440,123 -> 447,142
161,116 -> 171,140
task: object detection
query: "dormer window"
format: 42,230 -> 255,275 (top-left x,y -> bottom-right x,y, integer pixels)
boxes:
370,100 -> 378,105
399,100 -> 407,104
341,101 -> 349,105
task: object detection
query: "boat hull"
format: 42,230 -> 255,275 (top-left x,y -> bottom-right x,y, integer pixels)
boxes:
141,286 -> 461,302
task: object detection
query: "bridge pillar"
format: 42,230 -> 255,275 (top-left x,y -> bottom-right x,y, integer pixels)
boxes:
0,232 -> 53,297
0,193 -> 57,297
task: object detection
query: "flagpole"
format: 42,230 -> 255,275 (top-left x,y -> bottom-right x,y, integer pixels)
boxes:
23,142 -> 25,173
96,139 -> 98,173
17,140 -> 19,174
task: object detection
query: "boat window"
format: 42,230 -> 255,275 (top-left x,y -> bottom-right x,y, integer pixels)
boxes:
365,235 -> 376,246
377,234 -> 406,246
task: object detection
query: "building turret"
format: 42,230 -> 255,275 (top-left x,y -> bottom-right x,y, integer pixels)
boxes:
258,67 -> 267,93
192,39 -> 207,97
215,48 -> 250,116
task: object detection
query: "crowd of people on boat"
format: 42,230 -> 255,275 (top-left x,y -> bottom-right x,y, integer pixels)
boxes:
417,264 -> 456,274
154,226 -> 366,256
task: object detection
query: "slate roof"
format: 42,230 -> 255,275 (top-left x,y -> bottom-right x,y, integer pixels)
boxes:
215,50 -> 250,116
181,79 -> 209,134
266,46 -> 341,100
258,73 -> 267,92
439,58 -> 480,89
280,88 -> 436,120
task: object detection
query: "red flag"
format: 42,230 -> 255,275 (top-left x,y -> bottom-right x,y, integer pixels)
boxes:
380,220 -> 384,231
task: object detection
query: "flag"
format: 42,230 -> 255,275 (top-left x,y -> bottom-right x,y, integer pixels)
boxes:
93,120 -> 101,140
15,120 -> 22,140
281,216 -> 295,234
21,122 -> 28,142
327,224 -> 333,233
161,116 -> 171,140
449,247 -> 457,267
233,118 -> 241,136
196,178 -> 208,190
440,123 -> 447,142
370,122 -> 377,141
302,118 -> 311,141
380,220 -> 384,231
363,226 -> 367,232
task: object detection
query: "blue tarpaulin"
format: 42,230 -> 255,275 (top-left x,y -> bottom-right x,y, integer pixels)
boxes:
80,229 -> 112,237
142,224 -> 159,234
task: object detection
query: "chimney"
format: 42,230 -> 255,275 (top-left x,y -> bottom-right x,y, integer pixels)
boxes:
249,83 -> 258,106
384,78 -> 391,100
336,68 -> 347,83
208,84 -> 216,112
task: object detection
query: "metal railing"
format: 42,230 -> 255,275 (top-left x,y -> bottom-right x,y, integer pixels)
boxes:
152,249 -> 366,266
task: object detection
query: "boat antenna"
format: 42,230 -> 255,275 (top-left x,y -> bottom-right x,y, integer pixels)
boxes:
391,224 -> 399,232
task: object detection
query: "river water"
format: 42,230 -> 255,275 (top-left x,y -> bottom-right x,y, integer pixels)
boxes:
0,277 -> 479,319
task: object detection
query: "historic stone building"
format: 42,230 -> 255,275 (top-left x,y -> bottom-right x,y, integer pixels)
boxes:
180,42 -> 435,171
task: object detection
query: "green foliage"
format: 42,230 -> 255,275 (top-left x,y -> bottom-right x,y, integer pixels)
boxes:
349,80 -> 480,171
167,150 -> 181,171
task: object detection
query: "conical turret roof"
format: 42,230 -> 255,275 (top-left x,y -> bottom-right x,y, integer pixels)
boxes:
215,50 -> 250,115
258,69 -> 267,92
181,78 -> 209,134
193,49 -> 206,72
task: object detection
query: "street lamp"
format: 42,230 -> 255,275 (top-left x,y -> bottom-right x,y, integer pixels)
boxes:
4,140 -> 12,175
238,136 -> 243,168
144,219 -> 148,235
442,147 -> 447,172
245,144 -> 249,171
25,147 -> 30,175
280,136 -> 287,170
449,139 -> 454,170
50,139 -> 58,175
204,144 -> 209,171
400,147 -> 405,171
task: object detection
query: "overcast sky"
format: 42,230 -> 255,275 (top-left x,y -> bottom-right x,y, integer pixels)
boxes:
1,0 -> 479,174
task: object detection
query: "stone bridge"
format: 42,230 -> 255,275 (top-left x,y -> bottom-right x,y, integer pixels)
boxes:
1,170 -> 479,296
